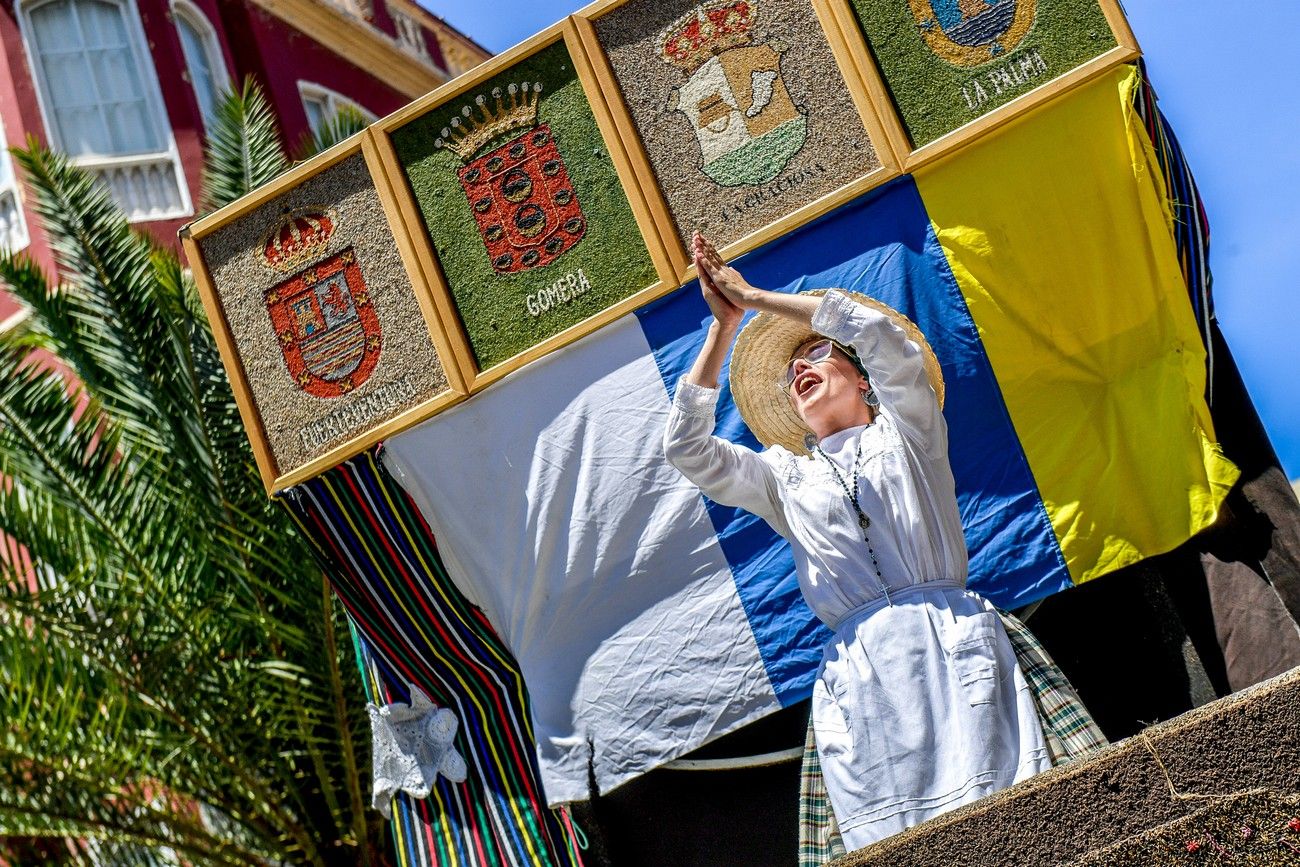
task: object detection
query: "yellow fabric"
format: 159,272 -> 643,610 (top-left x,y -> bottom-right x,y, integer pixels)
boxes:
914,66 -> 1238,585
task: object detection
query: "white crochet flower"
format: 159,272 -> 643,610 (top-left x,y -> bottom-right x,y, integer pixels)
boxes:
368,684 -> 468,817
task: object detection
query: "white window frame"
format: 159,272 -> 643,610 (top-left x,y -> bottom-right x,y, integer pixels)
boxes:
170,0 -> 230,129
390,7 -> 430,62
18,0 -> 193,222
297,81 -> 377,135
0,115 -> 31,253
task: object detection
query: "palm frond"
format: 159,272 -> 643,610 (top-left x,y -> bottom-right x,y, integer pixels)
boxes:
201,78 -> 290,212
295,105 -> 370,160
0,132 -> 376,864
4,148 -> 170,453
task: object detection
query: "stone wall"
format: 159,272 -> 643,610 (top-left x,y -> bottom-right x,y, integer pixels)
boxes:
834,667 -> 1300,866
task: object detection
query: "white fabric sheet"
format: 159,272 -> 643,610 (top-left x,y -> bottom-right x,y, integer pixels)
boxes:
383,315 -> 781,805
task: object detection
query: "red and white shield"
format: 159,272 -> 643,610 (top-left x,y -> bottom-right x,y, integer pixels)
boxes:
265,247 -> 382,398
458,123 -> 586,274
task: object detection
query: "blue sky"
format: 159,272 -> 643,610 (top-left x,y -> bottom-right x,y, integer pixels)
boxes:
421,0 -> 1300,480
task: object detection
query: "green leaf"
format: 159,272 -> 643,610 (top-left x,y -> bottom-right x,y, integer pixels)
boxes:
294,105 -> 370,161
1,98 -> 377,865
201,78 -> 290,213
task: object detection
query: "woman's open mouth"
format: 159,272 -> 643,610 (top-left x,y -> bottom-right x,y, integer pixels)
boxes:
793,370 -> 822,398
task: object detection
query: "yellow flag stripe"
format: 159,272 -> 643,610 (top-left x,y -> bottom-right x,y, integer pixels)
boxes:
915,66 -> 1238,584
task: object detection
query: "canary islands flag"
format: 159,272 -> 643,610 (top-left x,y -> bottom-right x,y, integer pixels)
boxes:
381,67 -> 1237,805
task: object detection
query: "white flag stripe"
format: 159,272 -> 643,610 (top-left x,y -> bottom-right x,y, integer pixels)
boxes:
384,314 -> 779,804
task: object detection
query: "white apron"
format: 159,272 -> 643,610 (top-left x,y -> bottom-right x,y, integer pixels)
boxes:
812,582 -> 1047,848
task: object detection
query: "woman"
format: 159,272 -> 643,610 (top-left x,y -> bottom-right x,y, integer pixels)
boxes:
664,233 -> 1051,850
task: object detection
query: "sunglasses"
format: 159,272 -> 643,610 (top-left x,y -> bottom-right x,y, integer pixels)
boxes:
780,339 -> 839,391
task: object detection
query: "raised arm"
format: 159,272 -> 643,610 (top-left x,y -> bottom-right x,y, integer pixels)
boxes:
662,235 -> 790,537
695,238 -> 944,455
809,291 -> 944,454
663,373 -> 790,539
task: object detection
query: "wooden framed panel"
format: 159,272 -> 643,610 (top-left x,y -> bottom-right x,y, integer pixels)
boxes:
371,20 -> 678,391
821,0 -> 1140,166
180,132 -> 467,495
572,0 -> 901,278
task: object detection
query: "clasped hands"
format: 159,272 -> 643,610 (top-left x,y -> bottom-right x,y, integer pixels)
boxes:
693,231 -> 758,332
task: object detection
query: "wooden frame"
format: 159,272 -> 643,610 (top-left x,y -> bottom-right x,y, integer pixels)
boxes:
181,0 -> 1148,497
570,0 -> 903,281
180,130 -> 468,495
368,18 -> 680,392
815,0 -> 1141,171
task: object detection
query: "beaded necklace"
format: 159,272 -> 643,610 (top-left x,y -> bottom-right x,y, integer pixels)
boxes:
813,435 -> 892,605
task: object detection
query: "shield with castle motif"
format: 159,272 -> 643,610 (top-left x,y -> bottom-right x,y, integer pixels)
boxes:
909,0 -> 1037,67
661,1 -> 807,188
265,247 -> 382,398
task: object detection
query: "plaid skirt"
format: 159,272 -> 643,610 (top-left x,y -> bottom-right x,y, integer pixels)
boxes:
798,610 -> 1107,866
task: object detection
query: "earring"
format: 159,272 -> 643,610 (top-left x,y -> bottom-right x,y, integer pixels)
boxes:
863,389 -> 880,408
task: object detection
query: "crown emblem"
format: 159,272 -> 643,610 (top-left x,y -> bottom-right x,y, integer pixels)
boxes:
435,82 -> 544,163
262,209 -> 335,272
658,1 -> 755,73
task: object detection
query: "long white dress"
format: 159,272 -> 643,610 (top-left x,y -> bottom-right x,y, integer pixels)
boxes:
663,290 -> 1049,850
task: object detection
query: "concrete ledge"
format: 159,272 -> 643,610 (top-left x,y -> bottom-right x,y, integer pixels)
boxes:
833,667 -> 1300,866
1078,790 -> 1300,865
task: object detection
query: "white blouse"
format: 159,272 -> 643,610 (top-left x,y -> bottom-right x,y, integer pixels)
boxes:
663,290 -> 969,629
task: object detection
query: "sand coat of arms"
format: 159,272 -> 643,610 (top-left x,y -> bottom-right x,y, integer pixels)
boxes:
262,210 -> 382,398
436,83 -> 586,274
661,1 -> 808,188
910,0 -> 1037,67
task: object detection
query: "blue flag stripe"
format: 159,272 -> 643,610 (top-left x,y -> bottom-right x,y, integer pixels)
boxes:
634,177 -> 1070,703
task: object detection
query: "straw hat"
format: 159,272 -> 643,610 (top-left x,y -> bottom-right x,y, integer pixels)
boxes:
729,290 -> 945,455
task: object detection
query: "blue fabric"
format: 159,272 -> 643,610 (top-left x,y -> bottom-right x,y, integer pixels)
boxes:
635,177 -> 1070,703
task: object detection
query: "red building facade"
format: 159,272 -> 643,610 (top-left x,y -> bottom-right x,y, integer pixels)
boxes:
0,0 -> 489,325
